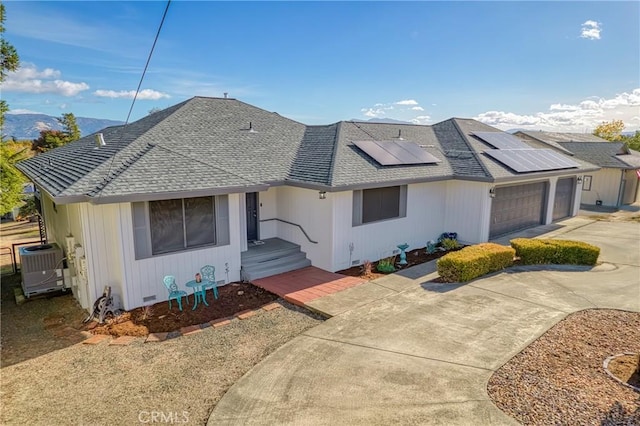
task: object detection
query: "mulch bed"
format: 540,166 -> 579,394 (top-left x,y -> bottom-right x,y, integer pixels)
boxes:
337,246 -> 458,280
488,309 -> 640,425
92,282 -> 278,337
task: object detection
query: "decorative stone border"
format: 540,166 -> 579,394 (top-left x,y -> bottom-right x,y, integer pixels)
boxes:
603,352 -> 640,392
79,301 -> 284,345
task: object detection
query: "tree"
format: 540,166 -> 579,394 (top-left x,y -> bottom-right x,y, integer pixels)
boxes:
0,3 -> 20,136
621,131 -> 640,152
32,130 -> 70,153
32,113 -> 81,152
0,143 -> 26,215
58,112 -> 81,141
593,120 -> 625,141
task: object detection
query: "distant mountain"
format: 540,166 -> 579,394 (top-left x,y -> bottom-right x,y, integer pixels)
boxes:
2,113 -> 124,140
350,117 -> 412,124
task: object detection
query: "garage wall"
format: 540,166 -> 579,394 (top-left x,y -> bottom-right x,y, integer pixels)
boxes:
622,170 -> 639,205
444,180 -> 492,243
580,168 -> 621,206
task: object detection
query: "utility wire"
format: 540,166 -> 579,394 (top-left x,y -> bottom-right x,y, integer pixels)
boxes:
99,0 -> 171,198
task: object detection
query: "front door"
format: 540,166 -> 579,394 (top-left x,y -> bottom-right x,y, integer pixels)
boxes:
246,192 -> 258,241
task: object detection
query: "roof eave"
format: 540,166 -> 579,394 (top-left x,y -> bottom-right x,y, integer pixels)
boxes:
491,166 -> 601,184
88,184 -> 271,204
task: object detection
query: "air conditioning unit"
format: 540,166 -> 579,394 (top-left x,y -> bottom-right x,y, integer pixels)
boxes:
19,242 -> 65,298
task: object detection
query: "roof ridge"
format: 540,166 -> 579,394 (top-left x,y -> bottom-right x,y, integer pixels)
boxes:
92,99 -> 194,196
449,118 -> 493,178
326,122 -> 341,187
227,98 -> 308,126
92,143 -> 156,197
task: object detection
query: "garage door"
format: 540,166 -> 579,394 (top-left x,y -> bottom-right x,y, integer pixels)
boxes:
553,178 -> 574,221
490,182 -> 547,238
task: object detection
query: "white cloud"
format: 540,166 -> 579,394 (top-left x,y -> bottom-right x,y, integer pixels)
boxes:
410,115 -> 431,125
94,89 -> 170,100
7,109 -> 42,115
361,99 -> 429,122
3,63 -> 89,96
361,107 -> 386,118
580,20 -> 601,40
474,88 -> 640,132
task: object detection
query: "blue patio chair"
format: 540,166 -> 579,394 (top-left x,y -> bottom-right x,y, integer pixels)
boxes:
163,275 -> 189,311
200,265 -> 219,300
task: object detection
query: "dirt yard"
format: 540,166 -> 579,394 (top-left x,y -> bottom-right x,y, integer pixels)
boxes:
0,220 -> 325,425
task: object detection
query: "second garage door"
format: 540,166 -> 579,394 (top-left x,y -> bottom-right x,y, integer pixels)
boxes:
490,182 -> 547,238
553,178 -> 574,221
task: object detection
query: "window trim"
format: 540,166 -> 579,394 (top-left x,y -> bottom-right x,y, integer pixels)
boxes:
352,185 -> 407,226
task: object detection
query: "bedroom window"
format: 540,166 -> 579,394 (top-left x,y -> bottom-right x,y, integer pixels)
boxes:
352,185 -> 407,225
132,195 -> 230,259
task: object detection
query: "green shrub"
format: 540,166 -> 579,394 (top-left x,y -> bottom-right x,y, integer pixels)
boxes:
440,238 -> 460,250
510,238 -> 600,265
436,243 -> 515,282
376,257 -> 396,273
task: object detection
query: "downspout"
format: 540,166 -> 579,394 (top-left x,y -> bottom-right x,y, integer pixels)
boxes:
616,169 -> 625,207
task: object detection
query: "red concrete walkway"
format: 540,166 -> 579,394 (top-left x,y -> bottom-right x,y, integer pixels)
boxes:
251,266 -> 366,307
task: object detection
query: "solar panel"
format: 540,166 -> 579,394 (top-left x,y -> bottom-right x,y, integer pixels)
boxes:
353,140 -> 441,166
485,149 -> 579,173
473,132 -> 530,150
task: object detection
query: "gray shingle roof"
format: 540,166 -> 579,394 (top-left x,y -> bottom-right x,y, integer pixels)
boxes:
431,119 -> 490,178
556,142 -> 637,169
445,119 -> 596,180
288,124 -> 338,185
516,130 -> 607,143
16,96 -> 600,203
329,121 -> 456,187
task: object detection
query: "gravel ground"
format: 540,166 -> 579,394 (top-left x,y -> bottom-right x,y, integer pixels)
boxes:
488,309 -> 640,425
1,298 -> 323,425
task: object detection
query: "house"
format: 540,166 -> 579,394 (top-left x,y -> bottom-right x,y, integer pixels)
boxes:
514,131 -> 640,207
16,97 -> 598,312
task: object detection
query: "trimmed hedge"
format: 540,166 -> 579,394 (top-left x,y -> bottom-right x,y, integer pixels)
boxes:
436,243 -> 515,282
510,238 -> 600,265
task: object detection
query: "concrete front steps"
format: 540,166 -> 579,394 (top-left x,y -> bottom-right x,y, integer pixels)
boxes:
241,238 -> 312,282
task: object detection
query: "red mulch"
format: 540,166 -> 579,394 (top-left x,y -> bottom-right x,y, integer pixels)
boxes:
92,246 -> 460,337
92,282 -> 278,337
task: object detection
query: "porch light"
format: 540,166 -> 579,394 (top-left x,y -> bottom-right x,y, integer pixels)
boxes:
319,191 -> 327,200
489,187 -> 496,198
576,176 -> 583,184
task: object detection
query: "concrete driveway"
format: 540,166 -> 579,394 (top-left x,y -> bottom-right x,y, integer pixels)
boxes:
209,219 -> 640,425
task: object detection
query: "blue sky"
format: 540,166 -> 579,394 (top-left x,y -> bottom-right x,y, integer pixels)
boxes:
3,1 -> 639,132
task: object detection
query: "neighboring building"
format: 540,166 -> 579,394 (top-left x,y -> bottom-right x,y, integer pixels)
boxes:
17,97 -> 598,312
515,131 -> 640,207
